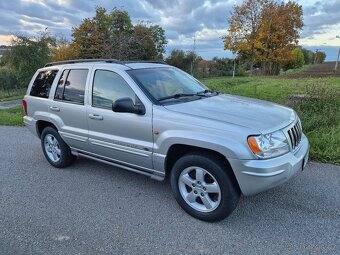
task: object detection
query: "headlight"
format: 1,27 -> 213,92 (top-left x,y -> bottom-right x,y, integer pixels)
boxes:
247,130 -> 290,159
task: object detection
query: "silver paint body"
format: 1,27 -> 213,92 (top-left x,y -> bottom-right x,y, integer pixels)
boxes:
24,62 -> 309,196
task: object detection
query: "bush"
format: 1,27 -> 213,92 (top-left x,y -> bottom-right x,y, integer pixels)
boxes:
0,66 -> 18,97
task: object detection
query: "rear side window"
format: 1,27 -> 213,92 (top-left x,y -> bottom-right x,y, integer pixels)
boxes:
54,69 -> 88,104
30,70 -> 58,98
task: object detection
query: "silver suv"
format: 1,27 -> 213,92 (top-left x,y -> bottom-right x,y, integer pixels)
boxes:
23,59 -> 309,222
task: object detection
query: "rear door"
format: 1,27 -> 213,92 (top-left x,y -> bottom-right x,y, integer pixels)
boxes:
86,67 -> 154,170
49,66 -> 90,151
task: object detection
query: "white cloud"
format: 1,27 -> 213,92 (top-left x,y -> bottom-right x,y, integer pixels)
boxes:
0,0 -> 339,60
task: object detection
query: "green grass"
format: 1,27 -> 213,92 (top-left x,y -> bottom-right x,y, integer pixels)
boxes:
202,76 -> 340,164
0,105 -> 24,126
0,88 -> 26,101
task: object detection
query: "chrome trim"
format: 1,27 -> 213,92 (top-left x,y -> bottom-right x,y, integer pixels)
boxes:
285,118 -> 303,152
241,169 -> 285,177
89,138 -> 152,158
59,131 -> 87,142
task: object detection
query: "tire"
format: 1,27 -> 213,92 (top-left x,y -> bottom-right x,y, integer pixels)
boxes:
170,152 -> 240,222
41,126 -> 76,168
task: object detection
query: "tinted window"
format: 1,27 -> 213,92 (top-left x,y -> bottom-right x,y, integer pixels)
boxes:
55,69 -> 88,104
54,70 -> 69,100
30,70 -> 58,98
92,70 -> 136,109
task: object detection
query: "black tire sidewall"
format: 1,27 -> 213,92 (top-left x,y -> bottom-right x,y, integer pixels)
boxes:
41,127 -> 74,168
170,153 -> 239,222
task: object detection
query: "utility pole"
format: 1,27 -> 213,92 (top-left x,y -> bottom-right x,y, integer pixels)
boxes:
191,36 -> 196,76
232,55 -> 236,78
313,49 -> 321,64
334,35 -> 340,72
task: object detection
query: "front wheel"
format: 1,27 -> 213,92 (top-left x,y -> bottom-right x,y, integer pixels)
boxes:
170,152 -> 240,222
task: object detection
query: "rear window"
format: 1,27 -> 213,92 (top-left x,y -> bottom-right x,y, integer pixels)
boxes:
54,69 -> 88,104
30,70 -> 58,98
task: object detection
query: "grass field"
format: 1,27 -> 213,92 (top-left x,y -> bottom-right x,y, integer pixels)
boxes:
0,105 -> 24,126
0,88 -> 26,101
203,76 -> 340,164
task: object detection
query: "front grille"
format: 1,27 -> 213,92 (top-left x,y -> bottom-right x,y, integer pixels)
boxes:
287,120 -> 302,150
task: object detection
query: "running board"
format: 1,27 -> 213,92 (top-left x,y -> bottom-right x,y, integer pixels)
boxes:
74,151 -> 165,181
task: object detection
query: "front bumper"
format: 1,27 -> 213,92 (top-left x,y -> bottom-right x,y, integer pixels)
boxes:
229,134 -> 309,196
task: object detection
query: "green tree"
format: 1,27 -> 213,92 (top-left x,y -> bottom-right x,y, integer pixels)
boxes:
72,7 -> 167,60
301,47 -> 314,64
150,25 -> 167,59
7,33 -> 55,87
291,47 -> 305,68
166,49 -> 201,75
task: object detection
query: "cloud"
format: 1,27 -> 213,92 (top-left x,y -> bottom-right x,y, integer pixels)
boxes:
0,0 -> 338,60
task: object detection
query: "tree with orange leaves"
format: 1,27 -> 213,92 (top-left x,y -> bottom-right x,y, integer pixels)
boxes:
224,0 -> 303,75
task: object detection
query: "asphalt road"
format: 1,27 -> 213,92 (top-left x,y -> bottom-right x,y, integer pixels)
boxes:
0,126 -> 339,255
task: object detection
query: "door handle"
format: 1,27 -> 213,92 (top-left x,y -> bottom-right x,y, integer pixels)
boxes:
89,113 -> 103,120
49,106 -> 60,112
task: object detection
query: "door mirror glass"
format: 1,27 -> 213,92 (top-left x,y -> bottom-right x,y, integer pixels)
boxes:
112,97 -> 145,115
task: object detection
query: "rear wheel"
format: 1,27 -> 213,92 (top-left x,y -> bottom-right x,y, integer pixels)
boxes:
41,127 -> 76,168
170,152 -> 240,222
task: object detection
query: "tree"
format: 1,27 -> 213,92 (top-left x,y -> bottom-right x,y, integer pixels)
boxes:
291,47 -> 305,68
150,25 -> 167,59
314,51 -> 326,64
7,33 -> 55,87
72,7 -> 113,59
223,0 -> 303,75
256,1 -> 303,74
301,47 -> 314,64
224,0 -> 269,76
51,37 -> 80,62
166,49 -> 201,75
72,7 -> 167,60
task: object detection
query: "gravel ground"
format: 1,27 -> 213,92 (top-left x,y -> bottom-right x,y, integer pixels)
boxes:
0,126 -> 339,255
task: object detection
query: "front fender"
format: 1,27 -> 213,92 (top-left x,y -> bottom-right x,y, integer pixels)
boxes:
154,130 -> 254,160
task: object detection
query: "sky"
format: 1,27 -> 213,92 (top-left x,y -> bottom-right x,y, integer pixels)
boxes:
0,0 -> 339,61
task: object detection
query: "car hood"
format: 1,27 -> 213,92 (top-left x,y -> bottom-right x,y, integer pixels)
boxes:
164,94 -> 296,133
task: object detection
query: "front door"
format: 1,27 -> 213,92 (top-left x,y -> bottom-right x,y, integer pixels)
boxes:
87,69 -> 153,170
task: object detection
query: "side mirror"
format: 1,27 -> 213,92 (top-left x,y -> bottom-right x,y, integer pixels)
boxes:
112,97 -> 145,115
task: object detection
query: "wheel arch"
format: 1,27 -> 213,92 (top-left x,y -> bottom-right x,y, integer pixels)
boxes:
36,120 -> 58,138
165,144 -> 240,192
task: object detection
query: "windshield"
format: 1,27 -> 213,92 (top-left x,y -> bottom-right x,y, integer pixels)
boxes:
127,68 -> 208,102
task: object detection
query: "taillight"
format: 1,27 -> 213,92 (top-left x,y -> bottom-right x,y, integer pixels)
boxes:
22,99 -> 27,116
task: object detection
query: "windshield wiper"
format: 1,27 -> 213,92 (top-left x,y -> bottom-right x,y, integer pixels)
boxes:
195,89 -> 220,96
158,93 -> 198,102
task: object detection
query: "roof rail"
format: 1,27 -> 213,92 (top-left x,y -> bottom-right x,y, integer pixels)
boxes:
123,60 -> 168,65
44,59 -> 122,67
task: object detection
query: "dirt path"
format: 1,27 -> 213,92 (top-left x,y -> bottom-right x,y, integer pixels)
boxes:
0,99 -> 22,109
288,61 -> 340,78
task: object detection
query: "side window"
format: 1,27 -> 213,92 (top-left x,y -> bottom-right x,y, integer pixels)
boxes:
54,69 -> 88,104
54,70 -> 68,100
92,70 -> 136,109
30,70 -> 58,98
